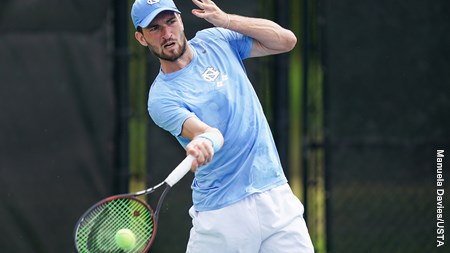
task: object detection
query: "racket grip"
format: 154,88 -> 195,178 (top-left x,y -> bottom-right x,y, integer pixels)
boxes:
165,155 -> 195,187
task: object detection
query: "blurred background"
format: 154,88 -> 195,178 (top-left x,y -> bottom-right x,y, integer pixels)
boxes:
0,0 -> 449,252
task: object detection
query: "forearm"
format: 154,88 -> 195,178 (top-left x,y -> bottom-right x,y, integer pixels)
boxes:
181,117 -> 223,144
182,117 -> 224,171
226,14 -> 297,57
191,0 -> 297,57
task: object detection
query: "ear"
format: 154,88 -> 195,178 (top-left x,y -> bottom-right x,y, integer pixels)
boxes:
135,31 -> 148,47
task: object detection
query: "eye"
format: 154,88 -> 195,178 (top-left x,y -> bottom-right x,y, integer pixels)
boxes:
168,18 -> 177,25
147,25 -> 158,32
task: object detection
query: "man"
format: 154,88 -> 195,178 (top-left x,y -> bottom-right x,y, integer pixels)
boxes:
131,0 -> 314,252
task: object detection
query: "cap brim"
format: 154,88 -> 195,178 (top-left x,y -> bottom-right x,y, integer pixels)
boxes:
138,7 -> 181,29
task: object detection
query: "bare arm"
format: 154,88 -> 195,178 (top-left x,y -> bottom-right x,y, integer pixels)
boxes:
191,0 -> 297,57
181,116 -> 224,171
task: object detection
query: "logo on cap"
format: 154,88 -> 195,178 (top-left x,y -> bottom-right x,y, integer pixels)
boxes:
147,0 -> 160,4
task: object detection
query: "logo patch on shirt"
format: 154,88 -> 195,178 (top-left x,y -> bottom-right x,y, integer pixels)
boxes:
216,74 -> 228,87
202,67 -> 220,82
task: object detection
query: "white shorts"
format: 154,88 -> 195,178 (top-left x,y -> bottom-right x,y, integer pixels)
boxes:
185,183 -> 314,253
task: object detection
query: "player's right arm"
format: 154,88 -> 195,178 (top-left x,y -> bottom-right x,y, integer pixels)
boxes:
181,116 -> 224,172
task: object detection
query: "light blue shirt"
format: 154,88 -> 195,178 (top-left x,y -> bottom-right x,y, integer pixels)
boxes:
148,28 -> 287,211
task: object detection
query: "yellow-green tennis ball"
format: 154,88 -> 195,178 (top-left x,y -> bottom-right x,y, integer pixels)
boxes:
115,228 -> 136,250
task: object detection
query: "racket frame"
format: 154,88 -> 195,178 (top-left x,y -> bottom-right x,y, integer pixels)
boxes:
73,155 -> 194,253
73,193 -> 156,253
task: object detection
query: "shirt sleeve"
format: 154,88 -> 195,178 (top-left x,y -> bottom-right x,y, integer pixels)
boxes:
200,28 -> 253,60
148,89 -> 195,137
222,29 -> 253,60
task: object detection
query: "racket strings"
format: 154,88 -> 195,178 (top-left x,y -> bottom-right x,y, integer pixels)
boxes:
75,198 -> 154,253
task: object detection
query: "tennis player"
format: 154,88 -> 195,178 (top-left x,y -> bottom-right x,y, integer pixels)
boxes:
131,0 -> 314,252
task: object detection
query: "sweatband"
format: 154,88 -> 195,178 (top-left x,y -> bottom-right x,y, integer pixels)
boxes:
197,132 -> 222,153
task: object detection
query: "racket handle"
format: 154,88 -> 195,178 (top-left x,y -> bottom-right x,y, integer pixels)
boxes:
165,155 -> 195,187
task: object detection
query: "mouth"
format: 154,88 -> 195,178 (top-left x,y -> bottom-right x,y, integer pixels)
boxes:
163,41 -> 176,49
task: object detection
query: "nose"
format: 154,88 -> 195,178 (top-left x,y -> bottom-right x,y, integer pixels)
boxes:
161,25 -> 172,40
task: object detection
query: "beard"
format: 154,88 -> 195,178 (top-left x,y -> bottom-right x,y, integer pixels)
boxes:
149,37 -> 187,62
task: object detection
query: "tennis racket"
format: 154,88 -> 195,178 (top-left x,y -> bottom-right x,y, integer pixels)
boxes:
73,155 -> 195,253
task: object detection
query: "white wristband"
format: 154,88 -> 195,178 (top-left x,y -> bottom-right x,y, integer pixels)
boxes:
197,132 -> 222,153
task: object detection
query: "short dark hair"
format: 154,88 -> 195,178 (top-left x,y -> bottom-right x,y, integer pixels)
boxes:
137,26 -> 143,33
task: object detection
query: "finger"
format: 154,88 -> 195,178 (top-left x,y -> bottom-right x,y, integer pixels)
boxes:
192,0 -> 205,9
187,144 -> 201,159
189,148 -> 204,168
190,160 -> 198,172
193,0 -> 219,13
194,147 -> 206,165
193,0 -> 214,5
191,9 -> 207,18
198,143 -> 213,163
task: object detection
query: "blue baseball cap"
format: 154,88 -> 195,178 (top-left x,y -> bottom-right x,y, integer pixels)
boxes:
131,0 -> 181,29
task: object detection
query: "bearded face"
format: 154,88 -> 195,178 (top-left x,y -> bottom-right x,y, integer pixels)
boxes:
148,30 -> 187,62
136,11 -> 188,62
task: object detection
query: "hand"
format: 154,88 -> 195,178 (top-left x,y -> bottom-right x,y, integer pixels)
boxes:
186,137 -> 215,172
191,0 -> 229,28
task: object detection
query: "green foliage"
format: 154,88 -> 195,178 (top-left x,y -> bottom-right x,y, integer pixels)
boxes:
128,0 -> 148,193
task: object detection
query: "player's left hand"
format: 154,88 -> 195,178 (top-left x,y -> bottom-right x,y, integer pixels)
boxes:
191,0 -> 229,28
